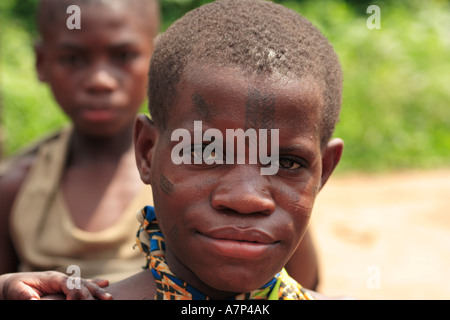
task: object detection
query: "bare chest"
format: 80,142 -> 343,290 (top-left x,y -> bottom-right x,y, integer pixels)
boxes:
62,159 -> 142,232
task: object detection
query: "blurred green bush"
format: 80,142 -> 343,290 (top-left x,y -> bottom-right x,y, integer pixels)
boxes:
1,0 -> 449,172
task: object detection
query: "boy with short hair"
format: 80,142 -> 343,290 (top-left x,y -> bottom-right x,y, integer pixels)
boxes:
105,0 -> 344,299
1,0 -> 341,300
0,0 -> 159,282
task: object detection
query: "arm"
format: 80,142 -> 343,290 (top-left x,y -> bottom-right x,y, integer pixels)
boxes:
41,270 -> 156,300
0,271 -> 112,300
41,270 -> 155,300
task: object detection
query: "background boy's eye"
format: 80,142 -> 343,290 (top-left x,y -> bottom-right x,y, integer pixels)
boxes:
59,54 -> 86,67
278,158 -> 302,170
113,51 -> 138,63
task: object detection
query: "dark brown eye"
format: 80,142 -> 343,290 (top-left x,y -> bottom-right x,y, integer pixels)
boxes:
278,158 -> 301,170
190,145 -> 204,163
60,54 -> 85,67
113,51 -> 138,63
191,144 -> 221,164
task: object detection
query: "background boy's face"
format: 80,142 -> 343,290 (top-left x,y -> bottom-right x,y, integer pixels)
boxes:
136,65 -> 343,297
36,4 -> 155,137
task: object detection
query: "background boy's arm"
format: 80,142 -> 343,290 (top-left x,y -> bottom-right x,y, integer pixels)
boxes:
42,270 -> 155,300
0,271 -> 112,300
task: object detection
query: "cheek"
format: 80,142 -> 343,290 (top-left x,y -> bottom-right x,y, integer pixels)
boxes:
49,71 -> 69,90
151,169 -> 198,217
50,80 -> 78,111
277,181 -> 318,214
114,61 -> 149,105
275,182 -> 319,246
47,66 -> 83,103
130,69 -> 148,91
159,174 -> 175,195
151,173 -> 200,253
124,74 -> 148,107
129,59 -> 150,90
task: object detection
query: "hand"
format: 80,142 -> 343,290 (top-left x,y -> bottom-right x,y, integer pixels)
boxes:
0,271 -> 113,300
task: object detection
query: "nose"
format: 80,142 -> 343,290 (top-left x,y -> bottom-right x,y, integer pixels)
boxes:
84,64 -> 118,94
211,166 -> 276,215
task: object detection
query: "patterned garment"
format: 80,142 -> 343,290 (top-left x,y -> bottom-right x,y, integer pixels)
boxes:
135,206 -> 314,300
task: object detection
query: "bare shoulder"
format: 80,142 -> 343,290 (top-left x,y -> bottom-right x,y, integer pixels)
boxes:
0,152 -> 36,204
0,128 -> 66,187
0,153 -> 37,273
105,269 -> 156,300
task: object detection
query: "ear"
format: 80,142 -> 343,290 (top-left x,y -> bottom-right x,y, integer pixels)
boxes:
319,138 -> 344,191
34,42 -> 48,82
134,114 -> 158,185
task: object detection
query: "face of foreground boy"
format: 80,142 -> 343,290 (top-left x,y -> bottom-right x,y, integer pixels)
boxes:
133,63 -> 343,299
1,0 -> 346,301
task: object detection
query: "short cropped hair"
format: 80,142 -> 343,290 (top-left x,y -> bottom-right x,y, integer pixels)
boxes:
148,0 -> 342,145
37,0 -> 159,41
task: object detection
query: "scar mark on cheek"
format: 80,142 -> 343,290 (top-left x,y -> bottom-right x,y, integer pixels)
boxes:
278,185 -> 301,204
192,93 -> 215,120
170,225 -> 180,242
278,184 -> 320,211
245,87 -> 276,130
159,174 -> 175,195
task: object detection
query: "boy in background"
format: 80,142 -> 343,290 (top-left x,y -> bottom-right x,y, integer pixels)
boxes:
0,0 -> 159,282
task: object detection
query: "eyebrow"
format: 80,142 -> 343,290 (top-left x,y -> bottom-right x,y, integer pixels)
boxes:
108,42 -> 141,50
278,143 -> 317,159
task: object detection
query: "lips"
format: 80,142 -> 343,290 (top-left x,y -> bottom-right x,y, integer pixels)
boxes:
80,107 -> 118,122
197,226 -> 279,260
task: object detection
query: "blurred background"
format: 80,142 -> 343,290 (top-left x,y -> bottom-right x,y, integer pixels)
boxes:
1,0 -> 449,171
1,0 -> 449,299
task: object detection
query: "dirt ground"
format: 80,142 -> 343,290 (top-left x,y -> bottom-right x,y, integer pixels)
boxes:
310,169 -> 450,300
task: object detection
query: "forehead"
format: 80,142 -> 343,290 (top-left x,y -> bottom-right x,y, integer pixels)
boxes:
170,64 -> 324,140
40,2 -> 157,45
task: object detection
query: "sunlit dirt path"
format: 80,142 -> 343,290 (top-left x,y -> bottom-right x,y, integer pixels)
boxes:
311,169 -> 450,299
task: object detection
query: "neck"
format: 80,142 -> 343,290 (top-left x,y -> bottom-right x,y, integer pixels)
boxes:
68,124 -> 135,165
165,246 -> 240,300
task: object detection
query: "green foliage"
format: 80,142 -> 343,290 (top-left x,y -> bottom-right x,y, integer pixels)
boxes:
305,0 -> 450,172
1,0 -> 67,154
1,0 -> 449,172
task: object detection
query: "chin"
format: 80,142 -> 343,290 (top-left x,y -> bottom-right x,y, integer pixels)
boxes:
77,122 -> 126,138
204,266 -> 275,295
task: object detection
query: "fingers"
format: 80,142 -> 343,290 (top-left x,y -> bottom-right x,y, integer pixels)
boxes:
4,280 -> 41,300
85,279 -> 113,300
1,271 -> 113,300
42,271 -> 112,300
16,285 -> 41,300
90,278 -> 110,288
64,278 -> 113,300
88,279 -> 113,300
